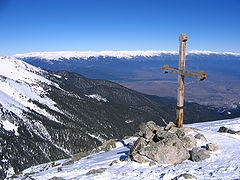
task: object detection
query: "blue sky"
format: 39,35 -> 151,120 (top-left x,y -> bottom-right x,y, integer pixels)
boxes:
0,0 -> 239,56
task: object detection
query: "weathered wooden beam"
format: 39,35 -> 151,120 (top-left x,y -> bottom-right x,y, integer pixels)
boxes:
162,33 -> 207,128
162,65 -> 207,81
176,33 -> 187,128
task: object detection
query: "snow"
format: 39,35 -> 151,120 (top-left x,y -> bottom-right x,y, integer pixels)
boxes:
1,120 -> 19,136
14,50 -> 240,61
85,94 -> 109,102
6,167 -> 15,178
15,117 -> 240,180
0,56 -> 62,124
14,50 -> 178,60
88,133 -> 105,143
188,50 -> 240,56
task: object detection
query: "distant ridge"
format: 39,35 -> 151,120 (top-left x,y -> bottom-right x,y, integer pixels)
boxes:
14,50 -> 240,60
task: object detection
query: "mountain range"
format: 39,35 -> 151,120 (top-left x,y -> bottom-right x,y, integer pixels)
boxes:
14,50 -> 240,109
0,56 -> 232,178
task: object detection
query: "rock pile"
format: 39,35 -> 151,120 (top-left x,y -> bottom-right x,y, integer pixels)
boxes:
129,121 -> 218,165
218,126 -> 240,135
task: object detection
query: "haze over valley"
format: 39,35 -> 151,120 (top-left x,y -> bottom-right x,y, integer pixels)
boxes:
15,50 -> 240,110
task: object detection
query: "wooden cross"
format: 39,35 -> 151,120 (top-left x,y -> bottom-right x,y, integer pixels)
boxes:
162,33 -> 206,128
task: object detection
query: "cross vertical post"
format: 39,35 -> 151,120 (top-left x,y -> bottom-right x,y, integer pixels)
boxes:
162,33 -> 206,128
176,33 -> 188,128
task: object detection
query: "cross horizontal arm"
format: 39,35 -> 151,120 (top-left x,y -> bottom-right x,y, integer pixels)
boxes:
162,65 -> 206,81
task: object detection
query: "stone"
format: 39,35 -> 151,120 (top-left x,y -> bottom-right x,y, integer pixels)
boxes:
194,133 -> 208,142
191,147 -> 210,162
172,173 -> 197,180
91,148 -> 101,154
175,129 -> 186,139
149,161 -> 157,166
218,127 -> 236,134
182,127 -> 194,134
206,143 -> 219,152
101,139 -> 116,152
139,135 -> 190,165
62,160 -> 74,166
181,135 -> 197,149
86,168 -> 107,176
129,137 -> 147,155
168,127 -> 178,134
138,121 -> 156,140
131,152 -> 150,163
109,160 -> 119,166
57,167 -> 62,172
71,151 -> 89,161
50,177 -> 65,180
165,121 -> 176,131
51,162 -> 60,167
146,121 -> 157,131
153,130 -> 177,143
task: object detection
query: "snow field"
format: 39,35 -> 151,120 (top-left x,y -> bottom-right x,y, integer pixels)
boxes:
16,117 -> 240,180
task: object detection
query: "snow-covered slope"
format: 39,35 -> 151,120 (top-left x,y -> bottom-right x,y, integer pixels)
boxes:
14,117 -> 240,180
0,56 -> 60,120
14,50 -> 240,61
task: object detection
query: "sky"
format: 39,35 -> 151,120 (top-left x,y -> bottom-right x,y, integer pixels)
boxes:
0,0 -> 240,56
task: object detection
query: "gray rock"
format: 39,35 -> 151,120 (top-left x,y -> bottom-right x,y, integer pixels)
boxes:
101,139 -> 116,152
218,126 -> 236,134
138,121 -> 156,140
191,147 -> 210,162
206,143 -> 219,152
172,173 -> 197,180
131,152 -> 150,163
182,127 -> 194,134
62,160 -> 74,166
86,168 -> 107,176
140,135 -> 190,165
71,151 -> 90,161
165,121 -> 176,131
149,161 -> 157,166
109,160 -> 119,166
129,137 -> 147,155
51,162 -> 61,167
168,127 -> 178,134
194,133 -> 208,142
57,167 -> 62,172
175,129 -> 186,139
181,135 -> 197,149
153,130 -> 177,143
50,177 -> 65,180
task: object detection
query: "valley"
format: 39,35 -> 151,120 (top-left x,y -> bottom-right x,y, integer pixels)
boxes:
16,50 -> 240,110
1,56 -> 232,178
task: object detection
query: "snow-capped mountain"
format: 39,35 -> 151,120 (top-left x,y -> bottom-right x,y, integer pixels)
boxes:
12,117 -> 240,180
14,50 -> 240,61
14,50 -> 240,109
0,56 -> 232,178
0,56 -> 61,122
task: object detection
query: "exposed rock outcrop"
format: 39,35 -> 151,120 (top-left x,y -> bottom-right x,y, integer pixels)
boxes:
190,147 -> 210,162
129,121 -> 215,165
172,173 -> 198,180
101,139 -> 116,152
218,126 -> 240,135
206,143 -> 219,152
130,122 -> 190,165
